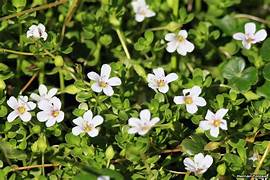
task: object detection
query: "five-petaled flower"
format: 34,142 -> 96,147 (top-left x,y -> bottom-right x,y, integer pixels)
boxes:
87,64 -> 121,96
97,176 -> 110,180
147,67 -> 178,93
7,96 -> 36,122
131,0 -> 155,22
128,109 -> 159,136
26,23 -> 48,41
37,97 -> 64,127
174,86 -> 206,114
165,30 -> 195,56
199,109 -> 228,137
233,22 -> 267,49
30,84 -> 58,104
183,153 -> 213,175
72,110 -> 104,137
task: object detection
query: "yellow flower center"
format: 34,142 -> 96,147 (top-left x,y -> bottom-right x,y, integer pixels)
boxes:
83,123 -> 93,132
141,125 -> 151,132
176,35 -> 185,42
156,79 -> 165,87
17,106 -> 26,114
184,96 -> 193,104
246,37 -> 254,43
99,81 -> 107,88
52,111 -> 59,117
213,119 -> 221,127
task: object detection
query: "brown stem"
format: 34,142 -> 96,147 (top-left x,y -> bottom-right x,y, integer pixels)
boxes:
0,0 -> 67,21
59,0 -> 80,45
160,147 -> 182,154
20,72 -> 39,94
234,14 -> 270,26
12,163 -> 59,171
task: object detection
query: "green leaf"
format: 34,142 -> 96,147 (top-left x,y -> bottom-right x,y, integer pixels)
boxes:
257,80 -> 270,99
260,38 -> 270,61
133,64 -> 146,79
180,135 -> 207,155
263,63 -> 270,80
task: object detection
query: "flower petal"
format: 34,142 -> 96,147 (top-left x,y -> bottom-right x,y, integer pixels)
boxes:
166,41 -> 178,53
147,74 -> 157,84
158,84 -> 169,93
178,30 -> 188,38
7,111 -> 18,122
242,40 -> 251,49
190,86 -> 202,97
128,118 -> 141,127
30,93 -> 40,102
153,68 -> 165,78
108,77 -> 121,86
245,22 -> 256,34
215,108 -> 228,119
202,155 -> 213,168
39,84 -> 48,96
38,100 -> 52,111
165,33 -> 176,41
37,23 -> 46,32
128,127 -> 138,134
205,110 -> 215,121
199,120 -> 211,130
87,128 -> 99,137
37,111 -> 50,122
140,109 -> 151,121
194,153 -> 204,163
103,86 -> 114,96
72,126 -> 84,136
91,83 -> 102,93
210,127 -> 219,137
186,104 -> 198,114
233,32 -> 245,40
91,115 -> 104,127
165,73 -> 178,83
135,14 -> 145,22
150,117 -> 160,126
26,102 -> 36,110
184,40 -> 195,52
46,119 -> 56,127
51,97 -> 61,109
101,64 -> 111,80
176,45 -> 187,56
194,97 -> 206,107
20,112 -> 32,122
254,29 -> 267,42
73,117 -> 84,126
56,111 -> 64,122
83,110 -> 93,121
87,71 -> 100,81
173,96 -> 185,104
48,88 -> 58,98
7,96 -> 18,109
183,158 -> 196,172
220,120 -> 228,130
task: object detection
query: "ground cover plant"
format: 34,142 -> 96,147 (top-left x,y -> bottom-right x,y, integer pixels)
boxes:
1,0 -> 270,179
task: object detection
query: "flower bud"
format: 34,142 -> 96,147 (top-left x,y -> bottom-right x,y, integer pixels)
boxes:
0,80 -> 6,90
109,15 -> 120,27
217,163 -> 226,175
37,134 -> 47,153
165,22 -> 182,32
54,55 -> 64,67
105,145 -> 115,160
32,125 -> 41,134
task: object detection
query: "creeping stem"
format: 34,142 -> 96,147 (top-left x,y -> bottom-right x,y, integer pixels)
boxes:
115,28 -> 131,60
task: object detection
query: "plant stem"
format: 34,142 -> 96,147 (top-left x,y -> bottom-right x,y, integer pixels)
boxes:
0,0 -> 67,21
195,0 -> 201,12
12,163 -> 59,171
251,141 -> 270,179
41,153 -> 45,176
59,68 -> 65,102
20,72 -> 39,94
234,14 -> 270,26
0,48 -> 34,56
115,28 -> 131,59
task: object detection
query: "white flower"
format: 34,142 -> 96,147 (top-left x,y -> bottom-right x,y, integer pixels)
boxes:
173,86 -> 206,114
72,110 -> 104,137
97,176 -> 110,180
249,153 -> 259,162
183,153 -> 213,175
37,97 -> 64,127
233,22 -> 267,49
131,0 -> 155,22
165,30 -> 194,56
199,109 -> 228,137
128,109 -> 159,136
30,84 -> 57,104
87,64 -> 121,96
26,23 -> 48,41
7,96 -> 36,122
147,67 -> 178,93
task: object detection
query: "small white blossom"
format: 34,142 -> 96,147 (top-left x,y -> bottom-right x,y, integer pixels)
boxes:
128,109 -> 159,136
30,84 -> 57,104
233,22 -> 267,49
7,96 -> 36,122
87,64 -> 121,96
147,67 -> 178,93
249,153 -> 259,162
174,86 -> 206,114
97,176 -> 110,180
199,109 -> 228,137
37,97 -> 64,127
183,153 -> 213,175
131,0 -> 155,22
72,110 -> 104,137
165,30 -> 194,56
26,23 -> 48,41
